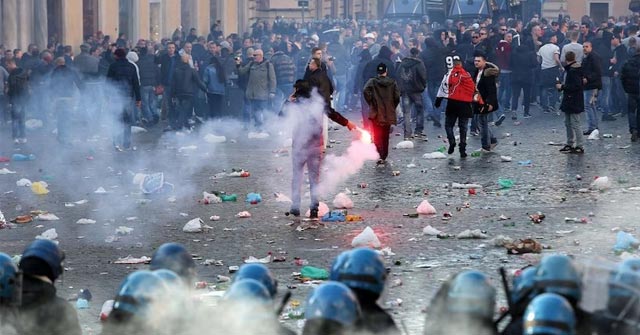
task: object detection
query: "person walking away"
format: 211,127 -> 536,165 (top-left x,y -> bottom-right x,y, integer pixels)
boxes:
107,48 -> 141,151
556,51 -> 585,154
473,53 -> 500,152
171,54 -> 207,130
581,41 -> 603,135
434,55 -> 477,158
50,57 -> 83,145
611,35 -> 629,118
594,33 -> 616,122
495,32 -> 513,122
236,49 -> 276,131
398,47 -> 428,140
620,48 -> 640,142
286,79 -> 355,219
203,56 -> 226,120
363,63 -> 401,165
422,38 -> 448,128
136,47 -> 160,126
6,58 -> 29,144
510,44 -> 538,120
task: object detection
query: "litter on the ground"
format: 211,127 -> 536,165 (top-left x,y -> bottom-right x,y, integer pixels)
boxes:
113,256 -> 151,264
76,218 -> 96,225
457,229 -> 489,239
504,239 -> 543,254
36,228 -> 58,240
416,200 -> 437,215
332,192 -> 354,209
351,226 -> 382,248
183,218 -> 205,233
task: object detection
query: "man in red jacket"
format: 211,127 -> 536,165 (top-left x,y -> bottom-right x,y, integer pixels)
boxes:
435,55 -> 479,158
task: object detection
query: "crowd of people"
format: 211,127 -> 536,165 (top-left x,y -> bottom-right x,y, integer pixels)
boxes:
2,13 -> 640,155
1,238 -> 640,334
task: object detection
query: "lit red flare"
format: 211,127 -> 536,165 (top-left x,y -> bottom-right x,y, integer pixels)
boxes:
357,128 -> 372,144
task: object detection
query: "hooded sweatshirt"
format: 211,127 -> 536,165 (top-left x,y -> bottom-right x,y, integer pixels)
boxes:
126,51 -> 141,83
397,56 -> 427,94
363,75 -> 400,126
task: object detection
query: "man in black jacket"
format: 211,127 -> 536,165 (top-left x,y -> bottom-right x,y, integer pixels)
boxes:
398,48 -> 427,140
107,48 -> 141,151
620,49 -> 640,141
136,47 -> 160,125
171,53 -> 207,131
156,42 -> 178,125
422,38 -> 448,128
581,41 -> 602,135
611,35 -> 629,117
473,53 -> 500,152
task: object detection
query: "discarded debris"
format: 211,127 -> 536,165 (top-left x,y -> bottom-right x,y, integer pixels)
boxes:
94,187 -> 108,194
244,253 -> 272,264
332,192 -> 354,209
352,226 -> 382,248
498,214 -> 510,221
489,235 -> 514,247
36,213 -> 60,221
115,226 -> 134,235
457,229 -> 489,239
423,152 -> 447,159
113,256 -> 151,264
500,156 -> 513,162
587,129 -> 600,140
183,218 -> 205,233
322,211 -> 346,222
11,215 -> 33,224
245,193 -> 262,204
395,141 -> 414,149
0,168 -> 16,174
300,266 -> 329,280
76,218 -> 96,225
203,134 -> 227,143
504,239 -> 542,254
202,192 -> 222,204
498,178 -> 514,189
274,192 -> 292,203
422,225 -> 443,236
36,228 -> 58,240
528,212 -> 546,224
209,215 -> 220,221
452,183 -> 483,189
16,178 -> 32,187
345,214 -> 363,222
236,211 -> 252,218
613,231 -> 640,254
416,200 -> 437,215
591,176 -> 612,190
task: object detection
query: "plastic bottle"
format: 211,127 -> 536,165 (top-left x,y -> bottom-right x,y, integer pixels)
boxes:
11,153 -> 35,161
471,151 -> 481,157
437,145 -> 447,153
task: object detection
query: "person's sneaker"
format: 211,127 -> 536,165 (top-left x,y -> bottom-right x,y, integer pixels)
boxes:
559,144 -> 573,153
114,145 -> 124,152
632,131 -> 639,142
376,159 -> 386,165
494,114 -> 506,126
286,209 -> 301,217
523,112 -> 532,119
13,139 -> 20,144
583,129 -> 595,135
309,209 -> 319,219
470,130 -> 480,136
414,133 -> 428,141
511,112 -> 518,120
570,146 -> 585,154
490,142 -> 498,150
602,114 -> 617,121
448,142 -> 456,154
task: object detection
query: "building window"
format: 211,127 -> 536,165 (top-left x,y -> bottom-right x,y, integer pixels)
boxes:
589,3 -> 609,24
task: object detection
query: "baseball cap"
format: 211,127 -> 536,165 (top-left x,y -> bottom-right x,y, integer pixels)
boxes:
376,62 -> 387,74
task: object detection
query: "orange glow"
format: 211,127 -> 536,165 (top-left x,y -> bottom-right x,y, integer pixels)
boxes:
358,128 -> 372,144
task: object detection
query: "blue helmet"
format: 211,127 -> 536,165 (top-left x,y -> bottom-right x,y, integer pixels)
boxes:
150,243 -> 196,280
512,266 -> 538,305
329,248 -> 387,295
234,264 -> 278,297
0,253 -> 20,304
607,259 -> 640,319
304,282 -> 361,326
535,255 -> 581,303
447,270 -> 496,319
223,278 -> 272,304
112,270 -> 168,316
524,293 -> 576,335
19,239 -> 65,281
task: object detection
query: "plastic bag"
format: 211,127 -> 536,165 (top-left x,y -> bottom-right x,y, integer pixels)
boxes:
202,192 -> 222,204
351,226 -> 382,248
416,200 -> 437,215
305,202 -> 330,218
498,178 -> 514,189
183,218 -> 203,233
36,228 -> 58,240
31,182 -> 49,195
588,129 -> 600,140
591,176 -> 611,190
332,192 -> 354,209
423,225 -> 443,236
245,193 -> 262,204
396,141 -> 414,149
423,152 -> 447,159
613,231 -> 640,253
16,178 -> 32,187
321,211 -> 346,222
300,266 -> 329,280
203,134 -> 227,143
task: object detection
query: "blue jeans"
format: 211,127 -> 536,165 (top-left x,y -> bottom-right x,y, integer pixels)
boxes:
247,99 -> 267,130
140,85 -> 158,123
598,77 -> 611,116
426,82 -> 441,124
291,146 -> 321,213
584,89 -> 599,131
612,76 -> 627,115
10,102 -> 25,139
498,72 -> 512,110
479,113 -> 497,150
401,93 -> 425,138
113,100 -> 134,148
333,74 -> 347,110
174,96 -> 194,130
54,97 -> 74,144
